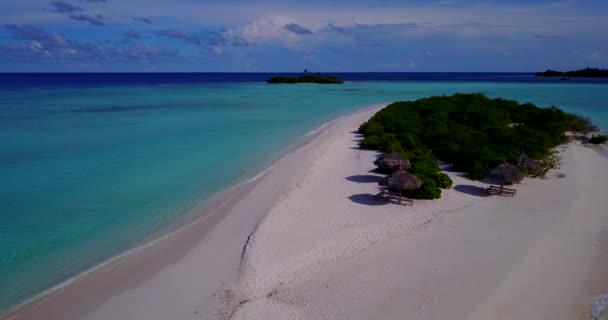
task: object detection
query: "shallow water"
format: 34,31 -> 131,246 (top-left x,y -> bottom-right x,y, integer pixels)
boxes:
1,78 -> 607,312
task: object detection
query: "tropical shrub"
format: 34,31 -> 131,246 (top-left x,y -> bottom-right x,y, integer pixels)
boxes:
404,176 -> 442,200
589,135 -> 608,144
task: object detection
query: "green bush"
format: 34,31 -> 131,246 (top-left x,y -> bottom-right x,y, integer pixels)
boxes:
589,135 -> 608,144
404,177 -> 441,200
434,172 -> 453,189
359,93 -> 594,199
360,135 -> 381,149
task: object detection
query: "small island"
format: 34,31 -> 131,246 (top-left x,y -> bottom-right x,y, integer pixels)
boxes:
267,70 -> 343,84
535,67 -> 608,78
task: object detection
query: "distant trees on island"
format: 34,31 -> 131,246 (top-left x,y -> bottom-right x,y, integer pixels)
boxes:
535,67 -> 608,77
358,93 -> 604,199
267,70 -> 344,84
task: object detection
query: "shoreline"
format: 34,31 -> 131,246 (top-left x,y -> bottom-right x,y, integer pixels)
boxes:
1,104 -> 387,320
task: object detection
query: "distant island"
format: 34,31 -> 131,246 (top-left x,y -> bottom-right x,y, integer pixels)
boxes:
535,67 -> 608,78
267,71 -> 343,84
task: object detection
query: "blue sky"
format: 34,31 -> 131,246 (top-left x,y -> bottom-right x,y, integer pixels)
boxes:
0,0 -> 607,72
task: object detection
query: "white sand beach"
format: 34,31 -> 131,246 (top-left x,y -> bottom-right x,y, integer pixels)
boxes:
4,105 -> 608,320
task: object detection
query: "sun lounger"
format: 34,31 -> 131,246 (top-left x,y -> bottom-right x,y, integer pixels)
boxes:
486,185 -> 516,197
375,189 -> 414,206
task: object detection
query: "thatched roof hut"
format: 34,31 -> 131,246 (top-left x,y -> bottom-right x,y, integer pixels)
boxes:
383,168 -> 422,190
374,152 -> 411,170
488,161 -> 524,184
510,152 -> 541,176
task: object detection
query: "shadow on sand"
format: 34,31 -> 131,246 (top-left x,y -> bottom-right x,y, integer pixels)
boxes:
453,185 -> 490,197
346,175 -> 383,183
348,194 -> 386,206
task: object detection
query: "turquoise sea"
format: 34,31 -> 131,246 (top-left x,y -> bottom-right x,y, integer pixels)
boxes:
1,75 -> 608,312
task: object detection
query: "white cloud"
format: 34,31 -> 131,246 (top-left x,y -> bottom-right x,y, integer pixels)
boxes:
5,1 -> 601,42
221,18 -> 324,49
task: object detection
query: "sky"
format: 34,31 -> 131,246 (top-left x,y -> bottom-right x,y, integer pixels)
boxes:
0,0 -> 607,72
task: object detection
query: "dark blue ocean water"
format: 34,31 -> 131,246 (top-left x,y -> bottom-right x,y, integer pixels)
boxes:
1,73 -> 607,314
2,72 -> 608,88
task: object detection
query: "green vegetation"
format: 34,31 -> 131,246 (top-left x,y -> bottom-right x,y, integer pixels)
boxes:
589,135 -> 608,144
359,93 -> 593,199
535,67 -> 608,78
267,73 -> 343,84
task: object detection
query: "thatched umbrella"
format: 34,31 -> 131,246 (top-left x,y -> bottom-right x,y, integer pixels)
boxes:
379,168 -> 421,203
511,152 -> 541,176
374,152 -> 411,171
385,169 -> 422,190
488,161 -> 524,185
